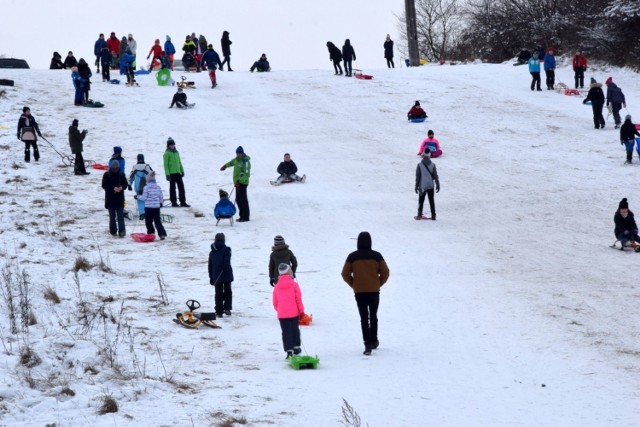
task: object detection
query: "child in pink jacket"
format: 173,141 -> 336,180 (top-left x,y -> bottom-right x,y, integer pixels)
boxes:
418,129 -> 443,157
273,263 -> 305,359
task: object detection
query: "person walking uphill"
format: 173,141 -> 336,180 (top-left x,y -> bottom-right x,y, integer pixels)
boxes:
163,137 -> 190,207
101,159 -> 129,237
342,39 -> 356,77
200,44 -> 223,88
17,106 -> 43,162
605,77 -> 626,129
583,77 -> 606,129
269,235 -> 298,286
273,263 -> 305,359
620,115 -> 640,165
220,31 -> 233,71
208,233 -> 234,317
68,119 -> 89,175
327,41 -> 343,75
415,149 -> 440,220
139,171 -> 167,240
341,231 -> 390,356
220,146 -> 251,222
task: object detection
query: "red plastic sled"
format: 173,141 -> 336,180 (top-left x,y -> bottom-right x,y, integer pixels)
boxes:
354,69 -> 373,80
564,88 -> 580,96
92,163 -> 109,170
131,233 -> 156,243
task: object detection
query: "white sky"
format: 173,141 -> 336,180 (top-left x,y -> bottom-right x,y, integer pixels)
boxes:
0,0 -> 405,71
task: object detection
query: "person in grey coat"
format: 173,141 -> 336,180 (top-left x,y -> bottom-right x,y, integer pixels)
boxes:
68,119 -> 89,175
415,149 -> 440,220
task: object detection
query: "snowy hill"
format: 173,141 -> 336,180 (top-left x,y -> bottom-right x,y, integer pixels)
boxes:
0,63 -> 639,426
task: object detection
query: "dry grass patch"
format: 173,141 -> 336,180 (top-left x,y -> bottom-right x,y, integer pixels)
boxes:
58,219 -> 76,227
19,346 -> 42,368
11,162 -> 24,170
73,256 -> 92,272
60,386 -> 75,396
97,395 -> 118,415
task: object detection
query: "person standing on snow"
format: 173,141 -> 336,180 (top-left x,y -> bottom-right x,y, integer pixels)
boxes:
342,39 -> 356,77
415,149 -> 440,220
620,115 -> 640,165
543,48 -> 556,90
163,137 -> 189,207
101,159 -> 129,237
384,34 -> 394,68
614,198 -> 640,250
327,41 -> 343,75
220,31 -> 233,71
100,47 -> 111,81
209,232 -> 234,317
273,263 -> 305,359
68,118 -> 89,175
605,77 -> 626,129
200,44 -> 223,88
140,171 -> 167,240
77,58 -> 92,103
341,231 -> 390,356
147,39 -> 163,70
17,106 -> 43,163
220,146 -> 251,222
164,35 -> 176,70
107,32 -> 121,63
269,235 -> 298,287
71,66 -> 84,105
572,50 -> 587,89
129,154 -> 153,219
582,77 -> 605,129
94,33 -> 107,73
528,51 -> 542,91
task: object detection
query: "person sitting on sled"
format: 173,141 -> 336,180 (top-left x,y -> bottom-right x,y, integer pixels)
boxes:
214,189 -> 237,220
169,87 -> 189,109
614,198 -> 640,250
407,101 -> 427,120
275,153 -> 306,184
417,129 -> 442,157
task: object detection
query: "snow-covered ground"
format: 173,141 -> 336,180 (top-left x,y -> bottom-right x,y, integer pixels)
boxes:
0,61 -> 639,426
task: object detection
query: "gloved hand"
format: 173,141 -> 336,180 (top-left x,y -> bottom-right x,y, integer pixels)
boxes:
220,165 -> 226,171
621,141 -> 624,146
436,184 -> 440,193
127,185 -> 132,191
234,181 -> 240,188
582,99 -> 587,105
181,172 -> 184,177
415,187 -> 419,194
166,175 -> 170,181
270,278 -> 275,287
37,132 -> 43,137
82,129 -> 88,134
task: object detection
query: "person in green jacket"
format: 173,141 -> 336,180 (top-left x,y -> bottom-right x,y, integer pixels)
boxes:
220,146 -> 251,222
163,137 -> 189,207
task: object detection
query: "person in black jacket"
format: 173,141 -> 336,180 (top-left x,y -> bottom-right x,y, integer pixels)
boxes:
614,198 -> 639,250
63,51 -> 78,69
50,52 -> 64,69
68,118 -> 89,175
17,106 -> 42,162
384,34 -> 394,68
620,115 -> 640,164
77,58 -> 92,103
209,233 -> 234,316
169,87 -> 190,108
327,41 -> 343,75
220,31 -> 233,71
101,159 -> 129,237
342,39 -> 356,77
272,153 -> 305,185
582,77 -> 606,129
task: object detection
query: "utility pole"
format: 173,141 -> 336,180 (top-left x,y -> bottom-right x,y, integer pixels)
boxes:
405,0 -> 420,66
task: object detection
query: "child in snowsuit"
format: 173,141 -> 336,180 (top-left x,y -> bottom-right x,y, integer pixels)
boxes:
415,149 -> 440,220
100,47 -> 111,81
71,66 -> 84,105
620,115 -> 640,164
140,171 -> 167,240
269,235 -> 298,286
407,101 -> 427,120
214,189 -> 237,220
614,198 -> 639,250
417,130 -> 442,157
208,233 -> 234,316
274,153 -> 305,184
147,39 -> 163,70
17,106 -> 43,162
129,154 -> 153,219
583,77 -> 605,129
273,263 -> 305,359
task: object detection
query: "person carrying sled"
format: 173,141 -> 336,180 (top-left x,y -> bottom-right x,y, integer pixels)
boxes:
327,41 -> 343,75
528,51 -> 542,91
417,129 -> 442,157
169,87 -> 190,109
583,77 -> 605,129
129,154 -> 153,219
341,231 -> 390,356
101,159 -> 129,237
139,171 -> 167,240
620,115 -> 640,165
220,146 -> 251,221
614,198 -> 640,251
209,232 -> 234,317
147,39 -> 163,70
163,137 -> 189,207
415,148 -> 440,220
269,235 -> 298,287
17,106 -> 43,163
605,77 -> 626,129
273,263 -> 305,359
214,189 -> 237,221
200,44 -> 223,88
68,119 -> 89,175
274,153 -> 305,185
407,101 -> 427,120
572,50 -> 587,89
250,53 -> 270,72
50,52 -> 64,69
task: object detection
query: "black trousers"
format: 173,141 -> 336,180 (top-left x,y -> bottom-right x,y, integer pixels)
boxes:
545,69 -> 555,89
214,281 -> 232,313
169,173 -> 186,205
355,292 -> 379,345
418,188 -> 435,217
24,141 -> 39,162
343,59 -> 352,76
236,183 -> 249,220
574,68 -> 584,88
279,317 -> 301,353
74,152 -> 87,174
144,207 -> 166,237
332,60 -> 343,74
591,102 -> 605,128
530,72 -> 541,90
221,55 -> 231,70
386,58 -> 394,68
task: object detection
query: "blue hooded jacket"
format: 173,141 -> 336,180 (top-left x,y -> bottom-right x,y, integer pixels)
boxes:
214,197 -> 236,218
543,53 -> 556,71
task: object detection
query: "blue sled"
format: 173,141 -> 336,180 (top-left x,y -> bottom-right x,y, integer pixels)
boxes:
409,117 -> 426,123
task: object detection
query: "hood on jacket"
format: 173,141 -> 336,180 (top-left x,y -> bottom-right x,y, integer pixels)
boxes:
222,31 -> 229,38
137,153 -> 145,163
357,231 -> 372,250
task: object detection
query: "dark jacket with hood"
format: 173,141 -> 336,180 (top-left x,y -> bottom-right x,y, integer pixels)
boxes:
327,42 -> 342,62
221,31 -> 232,56
101,161 -> 128,209
63,54 -> 78,69
269,244 -> 298,283
209,236 -> 234,285
584,82 -> 604,105
606,82 -> 625,105
342,40 -> 356,61
68,123 -> 87,154
50,52 -> 64,69
277,160 -> 298,176
341,232 -> 390,293
614,210 -> 638,237
620,117 -> 640,141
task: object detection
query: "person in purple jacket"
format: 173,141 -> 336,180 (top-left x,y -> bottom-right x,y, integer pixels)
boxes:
140,171 -> 167,240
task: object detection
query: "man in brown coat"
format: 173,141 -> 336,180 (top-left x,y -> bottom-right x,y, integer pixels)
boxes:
341,231 -> 390,355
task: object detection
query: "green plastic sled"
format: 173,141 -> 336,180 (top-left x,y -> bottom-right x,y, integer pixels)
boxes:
290,354 -> 319,370
156,68 -> 171,86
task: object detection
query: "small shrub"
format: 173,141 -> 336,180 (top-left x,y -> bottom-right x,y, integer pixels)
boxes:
19,346 -> 42,368
19,242 -> 27,249
84,365 -> 99,375
58,219 -> 76,227
60,387 -> 75,396
43,286 -> 61,304
28,311 -> 37,326
97,395 -> 118,415
11,162 -> 24,170
73,256 -> 92,273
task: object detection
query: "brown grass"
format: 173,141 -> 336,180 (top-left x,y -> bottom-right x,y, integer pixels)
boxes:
73,256 -> 92,272
97,395 -> 118,415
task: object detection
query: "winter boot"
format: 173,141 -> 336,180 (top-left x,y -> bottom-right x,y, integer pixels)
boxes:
286,350 -> 294,360
363,344 -> 372,356
293,346 -> 301,355
371,340 -> 379,350
24,149 -> 30,162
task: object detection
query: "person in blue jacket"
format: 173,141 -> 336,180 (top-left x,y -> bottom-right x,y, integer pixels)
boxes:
201,44 -> 223,88
71,66 -> 85,105
214,189 -> 237,220
605,76 -> 627,129
543,48 -> 556,90
528,51 -> 541,91
208,232 -> 234,316
122,50 -> 136,85
100,47 -> 111,81
94,33 -> 107,74
164,35 -> 176,70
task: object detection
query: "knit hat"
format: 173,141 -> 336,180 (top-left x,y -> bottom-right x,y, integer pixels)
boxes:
167,137 -> 175,146
422,149 -> 431,157
177,87 -> 183,93
274,235 -> 285,245
208,44 -> 213,49
590,77 -> 596,84
215,232 -> 225,242
113,146 -> 122,154
414,100 -> 420,107
427,129 -> 434,137
72,119 -> 78,126
605,77 -> 612,85
625,114 -> 631,121
219,189 -> 228,198
236,146 -> 244,154
619,198 -> 629,210
278,263 -> 291,275
137,153 -> 145,162
148,171 -> 156,179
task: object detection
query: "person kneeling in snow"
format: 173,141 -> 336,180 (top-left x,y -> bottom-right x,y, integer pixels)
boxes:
169,87 -> 190,109
407,100 -> 427,120
614,198 -> 640,250
274,153 -> 305,184
214,189 -> 237,220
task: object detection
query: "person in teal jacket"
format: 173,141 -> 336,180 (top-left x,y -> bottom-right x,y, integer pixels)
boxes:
528,51 -> 541,91
220,146 -> 251,222
163,137 -> 189,207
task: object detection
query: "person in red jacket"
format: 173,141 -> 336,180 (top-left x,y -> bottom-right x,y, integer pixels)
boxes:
407,100 -> 427,120
147,39 -> 163,70
572,50 -> 587,89
272,263 -> 305,359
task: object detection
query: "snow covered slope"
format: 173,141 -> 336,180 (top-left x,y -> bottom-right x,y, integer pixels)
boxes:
0,62 -> 639,426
